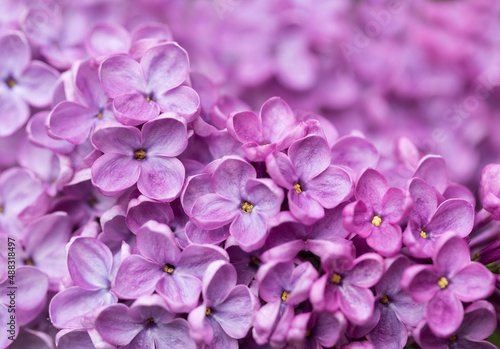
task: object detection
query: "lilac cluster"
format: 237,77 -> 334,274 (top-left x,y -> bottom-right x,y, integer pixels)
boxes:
1,0 -> 500,349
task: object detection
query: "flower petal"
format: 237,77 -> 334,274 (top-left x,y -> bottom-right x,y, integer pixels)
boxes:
113,92 -> 160,126
100,55 -> 146,98
338,283 -> 374,325
155,86 -> 200,121
91,153 -> 141,196
214,285 -> 253,339
0,90 -> 29,137
260,97 -> 295,143
48,101 -> 95,145
451,262 -> 495,302
227,111 -> 263,144
137,156 -> 185,202
344,253 -> 384,288
94,304 -> 143,346
157,273 -> 201,313
289,135 -> 331,182
211,157 -> 256,201
306,165 -> 352,209
191,193 -> 239,230
91,123 -> 141,154
136,221 -> 180,265
366,223 -> 402,257
142,115 -> 188,157
16,61 -> 59,107
112,255 -> 163,299
426,289 -> 463,338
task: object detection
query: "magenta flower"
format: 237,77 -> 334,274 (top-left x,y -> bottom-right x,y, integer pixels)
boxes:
188,261 -> 254,348
227,97 -> 306,162
95,294 -> 196,349
479,164 -> 500,221
310,241 -> 384,325
266,134 -> 353,225
112,221 -> 228,312
49,237 -> 119,329
0,31 -> 59,136
91,114 -> 188,201
414,300 -> 498,349
343,168 -> 412,257
48,60 -> 113,144
401,232 -> 495,337
403,178 -> 474,258
253,260 -> 318,346
189,156 -> 284,251
99,43 -> 199,125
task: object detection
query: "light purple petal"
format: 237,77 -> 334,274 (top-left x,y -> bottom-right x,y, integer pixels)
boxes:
211,157 -> 256,201
0,90 -> 29,137
203,261 -> 237,306
156,86 -> 200,121
381,187 -> 412,224
289,135 -> 331,182
434,233 -> 471,276
91,153 -> 141,196
367,305 -> 407,349
460,300 -> 497,341
91,123 -> 141,154
141,43 -> 189,94
99,55 -> 146,98
48,101 -> 95,145
177,245 -> 229,278
331,136 -> 379,174
142,115 -> 188,156
355,169 -> 388,212
306,165 -> 352,208
191,193 -> 239,230
260,97 -> 295,143
16,61 -> 59,107
0,32 -> 30,77
227,111 -> 263,144
154,319 -> 197,349
137,156 -> 185,202
157,273 -> 201,312
426,289 -> 463,338
113,92 -> 161,126
451,263 -> 495,302
414,155 -> 448,193
86,23 -> 131,57
400,264 -> 440,303
94,304 -> 143,346
136,221 -> 179,265
344,253 -> 384,288
289,190 -> 325,225
366,223 -> 402,257
112,255 -> 163,299
214,285 -> 253,339
338,283 -> 374,325
265,151 -> 297,190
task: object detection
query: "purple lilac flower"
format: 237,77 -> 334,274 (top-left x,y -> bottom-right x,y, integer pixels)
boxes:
266,134 -> 353,225
414,300 -> 498,349
189,156 -> 284,251
310,241 -> 384,325
188,261 -> 254,348
343,168 -> 412,257
49,237 -> 119,329
95,294 -> 197,349
112,221 -> 228,312
479,164 -> 500,221
253,260 -> 318,346
401,232 -> 495,337
227,97 -> 307,162
403,178 -> 474,258
48,60 -> 114,144
125,194 -> 174,234
90,114 -> 188,201
0,31 -> 59,136
99,42 -> 199,125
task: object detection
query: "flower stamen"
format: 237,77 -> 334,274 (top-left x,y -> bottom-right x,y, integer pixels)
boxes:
134,149 -> 146,160
205,307 -> 212,316
241,201 -> 253,213
420,230 -> 427,239
146,317 -> 154,323
281,291 -> 290,302
6,78 -> 16,88
449,335 -> 457,341
0,205 -> 4,213
371,215 -> 382,227
294,183 -> 302,194
380,295 -> 389,304
305,330 -> 311,337
437,276 -> 449,289
162,264 -> 175,274
330,273 -> 342,284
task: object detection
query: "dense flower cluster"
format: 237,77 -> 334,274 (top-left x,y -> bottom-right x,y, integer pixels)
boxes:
1,0 -> 500,348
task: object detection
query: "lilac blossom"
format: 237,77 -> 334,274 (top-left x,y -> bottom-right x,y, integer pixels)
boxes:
479,164 -> 500,221
189,156 -> 284,251
227,97 -> 306,162
414,300 -> 498,349
112,221 -> 228,312
310,241 -> 384,325
49,237 -> 119,329
188,261 -> 254,348
401,232 -> 495,337
343,168 -> 412,257
94,294 -> 196,349
90,114 -> 188,201
0,31 -> 59,136
99,43 -> 199,125
266,134 -> 353,225
403,178 -> 474,258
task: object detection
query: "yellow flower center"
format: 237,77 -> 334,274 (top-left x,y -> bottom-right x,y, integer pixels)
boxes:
449,335 -> 457,341
134,149 -> 146,160
0,205 -> 4,213
380,295 -> 389,304
294,183 -> 302,194
6,78 -> 16,88
241,202 -> 253,213
24,258 -> 34,266
205,307 -> 212,316
96,111 -> 103,119
437,276 -> 449,289
162,264 -> 175,274
146,317 -> 154,323
305,330 -> 311,337
281,291 -> 290,302
250,256 -> 260,265
330,273 -> 342,284
420,231 -> 427,239
371,216 -> 382,227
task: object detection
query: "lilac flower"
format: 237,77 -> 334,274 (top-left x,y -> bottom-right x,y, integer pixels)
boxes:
112,221 -> 228,312
0,31 -> 59,136
403,178 -> 474,258
188,261 -> 254,348
401,232 -> 495,337
227,97 -> 306,162
125,195 -> 174,234
95,294 -> 196,348
49,237 -> 119,329
366,255 -> 425,349
286,311 -> 347,349
98,205 -> 135,254
56,330 -> 95,349
253,260 -> 318,346
0,167 -> 49,237
27,111 -> 75,154
91,114 -> 188,201
48,60 -> 114,144
414,300 -> 498,349
331,135 -> 379,176
343,168 -> 412,257
310,241 -> 384,325
85,23 -> 131,59
479,164 -> 500,221
99,43 -> 199,125
266,134 -> 353,225
189,156 -> 284,251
